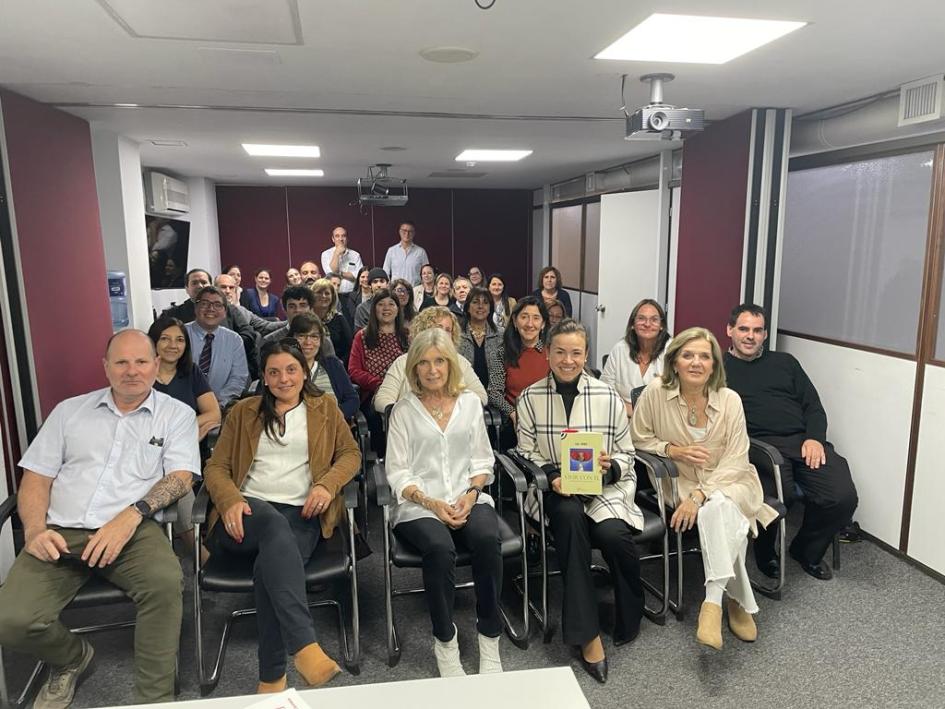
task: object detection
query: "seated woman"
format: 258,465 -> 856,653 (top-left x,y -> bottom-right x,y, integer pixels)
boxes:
467,265 -> 485,288
420,272 -> 454,311
631,327 -> 777,650
601,299 -> 672,417
287,312 -> 359,419
311,278 -> 353,366
203,339 -> 361,693
348,289 -> 409,456
545,299 -> 566,329
343,267 -> 374,328
503,296 -> 551,429
413,263 -> 437,310
375,306 -> 487,412
532,266 -> 572,317
457,288 -> 507,418
486,273 -> 516,330
516,319 -> 644,685
148,315 -> 222,558
391,278 -> 418,327
244,269 -> 281,320
385,328 -> 503,677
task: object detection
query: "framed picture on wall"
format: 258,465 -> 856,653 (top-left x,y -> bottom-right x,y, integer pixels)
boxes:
145,215 -> 190,289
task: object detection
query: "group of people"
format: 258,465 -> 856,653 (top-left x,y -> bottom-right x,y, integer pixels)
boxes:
0,219 -> 859,705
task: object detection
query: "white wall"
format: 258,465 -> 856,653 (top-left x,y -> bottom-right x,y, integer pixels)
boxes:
907,365 -> 945,575
778,335 -> 915,548
91,129 -> 152,330
149,177 -> 221,314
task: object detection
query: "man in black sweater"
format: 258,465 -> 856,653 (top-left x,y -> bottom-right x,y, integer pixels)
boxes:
724,303 -> 858,581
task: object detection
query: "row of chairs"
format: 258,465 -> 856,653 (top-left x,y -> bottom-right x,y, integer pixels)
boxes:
0,405 -> 806,706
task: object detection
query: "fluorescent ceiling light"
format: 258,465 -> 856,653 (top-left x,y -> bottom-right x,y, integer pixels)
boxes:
595,14 -> 806,64
455,149 -> 532,162
265,169 -> 324,177
243,143 -> 321,158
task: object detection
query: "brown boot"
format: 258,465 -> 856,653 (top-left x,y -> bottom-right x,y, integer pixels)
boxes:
256,675 -> 287,693
727,599 -> 758,642
696,601 -> 723,650
293,643 -> 341,687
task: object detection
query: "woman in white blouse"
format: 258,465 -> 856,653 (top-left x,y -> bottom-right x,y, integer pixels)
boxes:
601,299 -> 672,417
385,328 -> 503,678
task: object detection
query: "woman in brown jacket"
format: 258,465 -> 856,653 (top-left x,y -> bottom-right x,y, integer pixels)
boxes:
203,338 -> 361,694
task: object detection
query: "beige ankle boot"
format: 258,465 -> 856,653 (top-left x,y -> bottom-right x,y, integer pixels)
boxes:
478,633 -> 503,674
727,598 -> 758,642
433,625 -> 466,677
696,601 -> 723,650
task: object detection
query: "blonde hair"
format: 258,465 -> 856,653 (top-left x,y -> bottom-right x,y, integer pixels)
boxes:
661,327 -> 727,392
410,306 -> 460,347
405,328 -> 465,397
310,278 -> 339,315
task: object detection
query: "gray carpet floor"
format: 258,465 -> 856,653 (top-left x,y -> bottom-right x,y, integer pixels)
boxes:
3,506 -> 944,709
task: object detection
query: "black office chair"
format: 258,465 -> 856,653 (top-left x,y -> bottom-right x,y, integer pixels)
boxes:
371,445 -> 531,667
0,494 -> 179,708
191,481 -> 361,695
505,449 -> 671,643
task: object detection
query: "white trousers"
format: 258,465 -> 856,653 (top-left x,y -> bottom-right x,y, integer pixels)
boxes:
696,491 -> 758,614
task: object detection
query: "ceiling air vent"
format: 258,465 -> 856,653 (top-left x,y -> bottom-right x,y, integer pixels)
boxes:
428,171 -> 487,178
898,75 -> 943,127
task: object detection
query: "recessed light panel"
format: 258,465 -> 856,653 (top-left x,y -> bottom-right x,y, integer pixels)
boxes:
595,13 -> 806,64
455,149 -> 532,162
265,169 -> 324,177
244,144 -> 320,158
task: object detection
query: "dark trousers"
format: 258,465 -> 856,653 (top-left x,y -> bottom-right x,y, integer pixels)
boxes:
395,504 -> 503,642
753,434 -> 859,566
362,400 -> 387,459
209,497 -> 321,682
544,494 -> 644,646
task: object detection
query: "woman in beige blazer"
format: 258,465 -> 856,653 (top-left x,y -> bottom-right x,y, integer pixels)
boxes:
631,327 -> 777,651
204,338 -> 361,693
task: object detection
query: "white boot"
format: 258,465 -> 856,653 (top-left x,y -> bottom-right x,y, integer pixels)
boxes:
433,625 -> 465,677
478,633 -> 503,674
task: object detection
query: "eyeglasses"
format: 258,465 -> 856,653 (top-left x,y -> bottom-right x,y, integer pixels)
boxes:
296,333 -> 321,341
634,315 -> 661,325
197,300 -> 225,311
393,287 -> 409,295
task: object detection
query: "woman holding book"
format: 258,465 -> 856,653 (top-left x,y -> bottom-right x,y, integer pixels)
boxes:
515,318 -> 644,685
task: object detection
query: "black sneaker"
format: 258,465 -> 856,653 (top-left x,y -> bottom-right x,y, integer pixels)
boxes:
838,521 -> 862,543
34,638 -> 95,709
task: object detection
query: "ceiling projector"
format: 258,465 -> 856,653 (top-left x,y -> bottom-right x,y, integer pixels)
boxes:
357,164 -> 408,207
625,73 -> 704,141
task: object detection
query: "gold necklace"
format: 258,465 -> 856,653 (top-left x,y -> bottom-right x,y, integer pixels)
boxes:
681,393 -> 705,426
422,394 -> 448,421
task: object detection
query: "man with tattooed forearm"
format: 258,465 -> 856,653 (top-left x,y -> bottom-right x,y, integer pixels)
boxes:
0,329 -> 200,707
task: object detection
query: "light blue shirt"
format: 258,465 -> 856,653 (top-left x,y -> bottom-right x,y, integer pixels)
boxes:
185,322 -> 249,405
18,388 -> 200,529
383,242 -> 429,285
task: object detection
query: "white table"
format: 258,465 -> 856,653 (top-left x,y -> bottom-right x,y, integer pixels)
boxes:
111,667 -> 590,709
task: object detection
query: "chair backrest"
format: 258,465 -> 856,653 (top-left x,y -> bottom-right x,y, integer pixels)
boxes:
630,385 -> 646,407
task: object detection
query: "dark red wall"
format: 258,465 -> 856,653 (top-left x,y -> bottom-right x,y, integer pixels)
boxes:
674,110 -> 753,342
217,186 -> 532,296
1,90 -> 113,418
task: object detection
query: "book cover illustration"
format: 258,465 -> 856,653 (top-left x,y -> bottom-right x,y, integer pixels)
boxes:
560,430 -> 603,495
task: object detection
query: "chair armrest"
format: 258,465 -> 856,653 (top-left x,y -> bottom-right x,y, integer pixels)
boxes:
0,494 -> 17,526
635,450 -> 676,478
382,403 -> 395,434
343,478 -> 359,510
495,453 -> 528,493
749,438 -> 784,467
506,450 -> 549,491
192,485 -> 212,525
371,461 -> 392,507
161,502 -> 178,524
483,406 -> 501,430
353,411 -> 369,438
204,428 -> 220,457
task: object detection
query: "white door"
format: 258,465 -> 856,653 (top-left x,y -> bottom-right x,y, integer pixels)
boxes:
596,190 -> 663,367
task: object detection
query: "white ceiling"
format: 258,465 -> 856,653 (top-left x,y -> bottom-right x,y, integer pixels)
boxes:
1,0 -> 943,189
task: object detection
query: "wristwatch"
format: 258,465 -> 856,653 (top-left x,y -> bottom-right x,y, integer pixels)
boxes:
131,500 -> 153,518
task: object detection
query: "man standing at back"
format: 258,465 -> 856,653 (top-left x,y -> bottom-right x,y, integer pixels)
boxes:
185,286 -> 249,407
320,226 -> 362,295
382,221 -> 428,285
0,330 -> 200,707
723,303 -> 858,581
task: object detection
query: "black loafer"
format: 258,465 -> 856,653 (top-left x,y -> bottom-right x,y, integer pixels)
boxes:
579,656 -> 608,684
790,550 -> 833,580
756,558 -> 780,579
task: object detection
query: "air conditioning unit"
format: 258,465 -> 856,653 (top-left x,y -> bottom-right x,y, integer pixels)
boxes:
145,171 -> 190,215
